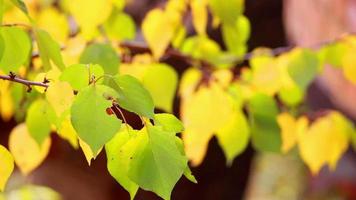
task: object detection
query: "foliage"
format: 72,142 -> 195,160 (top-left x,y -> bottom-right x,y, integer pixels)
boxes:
0,0 -> 356,199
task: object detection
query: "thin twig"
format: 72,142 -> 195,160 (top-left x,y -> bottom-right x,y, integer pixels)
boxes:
0,74 -> 49,89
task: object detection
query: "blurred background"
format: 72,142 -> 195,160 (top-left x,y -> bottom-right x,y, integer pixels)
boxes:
2,0 -> 356,199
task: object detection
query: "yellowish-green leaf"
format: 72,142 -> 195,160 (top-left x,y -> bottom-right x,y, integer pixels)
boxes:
25,99 -> 55,145
154,113 -> 184,133
105,126 -> 139,200
142,64 -> 178,112
208,0 -> 244,25
9,123 -> 51,175
0,145 -> 14,191
216,110 -> 249,165
0,27 -> 31,73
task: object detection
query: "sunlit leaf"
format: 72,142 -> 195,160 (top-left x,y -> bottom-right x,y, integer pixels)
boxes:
78,138 -> 102,165
107,74 -> 155,118
0,145 -> 14,192
128,125 -> 187,200
35,29 -> 66,71
174,137 -> 197,183
60,64 -> 104,91
191,0 -> 207,35
46,81 -> 74,118
9,123 -> 51,175
142,63 -> 178,112
142,8 -> 178,59
154,113 -> 184,133
58,118 -> 79,149
37,7 -> 69,43
216,110 -> 249,165
208,0 -> 244,25
71,85 -> 121,154
106,125 -> 139,200
0,27 -> 31,73
67,0 -> 112,39
287,48 -> 319,91
103,10 -> 135,41
25,99 -> 55,145
181,83 -> 234,165
342,46 -> 356,84
80,43 -> 120,75
222,15 -> 250,56
277,113 -> 308,153
0,80 -> 14,121
298,111 -> 353,174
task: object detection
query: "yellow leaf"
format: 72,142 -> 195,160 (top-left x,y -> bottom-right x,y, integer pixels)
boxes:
342,47 -> 356,84
181,83 -> 234,165
67,0 -> 112,39
0,145 -> 14,192
142,9 -> 178,59
191,0 -> 208,35
37,7 -> 69,43
0,80 -> 14,121
9,123 -> 51,175
79,139 -> 102,166
277,113 -> 308,154
46,81 -> 74,117
179,67 -> 202,98
212,69 -> 233,88
58,118 -> 79,149
298,112 -> 351,174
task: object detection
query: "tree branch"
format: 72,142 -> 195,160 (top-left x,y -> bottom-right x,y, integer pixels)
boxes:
0,74 -> 49,91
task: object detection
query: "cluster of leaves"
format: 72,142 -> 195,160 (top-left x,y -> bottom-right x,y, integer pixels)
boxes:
0,0 -> 356,199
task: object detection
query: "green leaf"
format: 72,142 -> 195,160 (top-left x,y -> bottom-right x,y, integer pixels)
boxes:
174,137 -> 197,184
128,125 -> 187,200
221,15 -> 250,57
107,75 -> 155,119
0,27 -> 31,73
103,10 -> 135,41
35,29 -> 65,71
154,113 -> 184,133
180,36 -> 223,66
60,64 -> 104,91
25,99 -> 55,145
0,34 -> 4,60
0,0 -> 4,23
208,0 -> 244,24
105,126 -> 139,200
287,49 -> 319,91
216,110 -> 250,165
278,84 -> 304,107
10,0 -> 28,14
318,42 -> 347,68
142,64 -> 178,112
0,145 -> 14,192
80,43 -> 120,75
248,93 -> 281,152
71,85 -> 121,154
